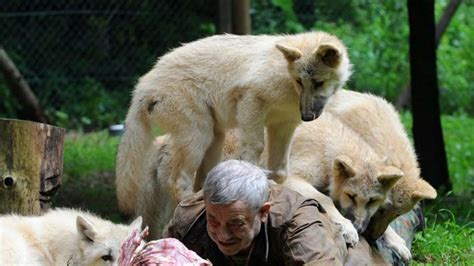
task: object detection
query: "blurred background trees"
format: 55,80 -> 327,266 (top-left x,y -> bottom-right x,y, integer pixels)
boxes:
1,0 -> 472,130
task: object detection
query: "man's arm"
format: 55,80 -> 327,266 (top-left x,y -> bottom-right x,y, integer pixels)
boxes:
283,203 -> 348,265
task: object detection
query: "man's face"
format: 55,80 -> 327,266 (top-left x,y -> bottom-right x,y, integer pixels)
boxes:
205,200 -> 267,256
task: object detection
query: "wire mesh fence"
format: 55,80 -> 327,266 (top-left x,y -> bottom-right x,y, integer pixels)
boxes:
0,0 -> 318,130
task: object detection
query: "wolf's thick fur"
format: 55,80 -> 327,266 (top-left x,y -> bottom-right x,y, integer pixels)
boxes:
116,32 -> 352,215
0,208 -> 142,265
286,112 -> 403,233
324,90 -> 437,239
137,135 -> 360,246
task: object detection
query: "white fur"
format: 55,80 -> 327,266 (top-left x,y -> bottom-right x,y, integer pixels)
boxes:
0,208 -> 142,265
115,32 -> 352,215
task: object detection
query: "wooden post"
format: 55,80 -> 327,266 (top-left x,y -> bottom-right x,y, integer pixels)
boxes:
0,119 -> 65,215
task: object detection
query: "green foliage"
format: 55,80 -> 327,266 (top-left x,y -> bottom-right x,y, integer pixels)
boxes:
436,0 -> 474,114
400,112 -> 474,196
412,206 -> 473,264
0,1 -> 216,130
63,130 -> 120,177
39,78 -> 129,130
252,0 -> 474,115
53,131 -> 122,221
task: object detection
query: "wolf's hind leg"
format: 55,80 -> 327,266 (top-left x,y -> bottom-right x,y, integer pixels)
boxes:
194,127 -> 225,192
164,121 -> 214,202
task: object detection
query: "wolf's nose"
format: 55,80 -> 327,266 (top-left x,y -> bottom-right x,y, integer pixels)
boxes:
301,113 -> 316,122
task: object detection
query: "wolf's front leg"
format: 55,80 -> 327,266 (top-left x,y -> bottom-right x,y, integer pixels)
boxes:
265,120 -> 299,183
236,95 -> 265,164
383,225 -> 412,262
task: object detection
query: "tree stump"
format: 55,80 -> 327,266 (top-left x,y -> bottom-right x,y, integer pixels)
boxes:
0,119 -> 65,215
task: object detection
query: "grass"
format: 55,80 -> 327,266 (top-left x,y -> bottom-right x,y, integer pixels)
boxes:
412,196 -> 474,264
52,113 -> 474,264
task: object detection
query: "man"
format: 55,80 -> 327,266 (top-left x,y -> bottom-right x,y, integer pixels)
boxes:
163,160 -> 349,265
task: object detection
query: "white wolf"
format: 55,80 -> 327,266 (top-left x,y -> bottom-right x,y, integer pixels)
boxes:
136,134 -> 360,246
116,31 -> 352,216
0,208 -> 142,265
324,89 -> 437,260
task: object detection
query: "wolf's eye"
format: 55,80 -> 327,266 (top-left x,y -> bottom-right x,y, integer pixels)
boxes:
313,80 -> 324,87
295,78 -> 303,87
347,193 -> 356,203
101,255 -> 112,261
368,198 -> 379,205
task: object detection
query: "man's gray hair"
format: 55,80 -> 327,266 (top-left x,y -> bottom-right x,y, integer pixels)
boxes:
203,160 -> 270,214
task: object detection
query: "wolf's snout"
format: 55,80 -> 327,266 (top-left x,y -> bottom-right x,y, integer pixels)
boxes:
353,219 -> 370,233
301,113 -> 316,122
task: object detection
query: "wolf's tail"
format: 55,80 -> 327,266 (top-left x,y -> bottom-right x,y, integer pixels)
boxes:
115,101 -> 155,216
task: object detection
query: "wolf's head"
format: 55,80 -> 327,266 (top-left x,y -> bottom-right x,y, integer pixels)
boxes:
76,215 -> 142,265
276,32 -> 352,122
330,155 -> 403,233
364,177 -> 437,240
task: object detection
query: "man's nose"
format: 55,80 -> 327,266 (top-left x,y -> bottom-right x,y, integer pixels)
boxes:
216,227 -> 233,240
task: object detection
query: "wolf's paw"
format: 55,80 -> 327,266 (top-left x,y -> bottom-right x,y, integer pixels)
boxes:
269,169 -> 287,184
335,217 -> 359,247
385,230 -> 412,262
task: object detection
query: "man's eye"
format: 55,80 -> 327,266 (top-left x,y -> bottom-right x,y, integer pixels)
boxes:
230,223 -> 244,230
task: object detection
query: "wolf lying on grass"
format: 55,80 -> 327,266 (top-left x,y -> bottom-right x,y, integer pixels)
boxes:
116,31 -> 352,216
0,208 -> 142,265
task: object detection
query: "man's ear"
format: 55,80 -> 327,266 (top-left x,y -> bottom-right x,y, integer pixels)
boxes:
333,155 -> 356,179
77,215 -> 96,242
259,202 -> 271,223
314,44 -> 341,68
276,44 -> 302,62
377,166 -> 404,191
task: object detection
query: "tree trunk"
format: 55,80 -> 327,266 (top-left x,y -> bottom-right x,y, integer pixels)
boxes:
0,119 -> 65,215
407,0 -> 450,190
396,0 -> 462,109
0,46 -> 49,124
232,0 -> 251,35
218,0 -> 251,34
218,0 -> 233,34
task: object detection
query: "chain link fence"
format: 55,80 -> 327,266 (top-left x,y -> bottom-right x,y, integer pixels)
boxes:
0,0 -> 319,130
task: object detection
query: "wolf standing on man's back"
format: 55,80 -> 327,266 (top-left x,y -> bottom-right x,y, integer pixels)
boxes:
116,31 -> 352,216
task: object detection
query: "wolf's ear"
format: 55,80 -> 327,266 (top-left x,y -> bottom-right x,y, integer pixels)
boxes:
334,155 -> 356,179
411,178 -> 437,202
315,44 -> 341,68
276,44 -> 302,62
130,216 -> 143,231
377,166 -> 404,190
77,215 -> 96,242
